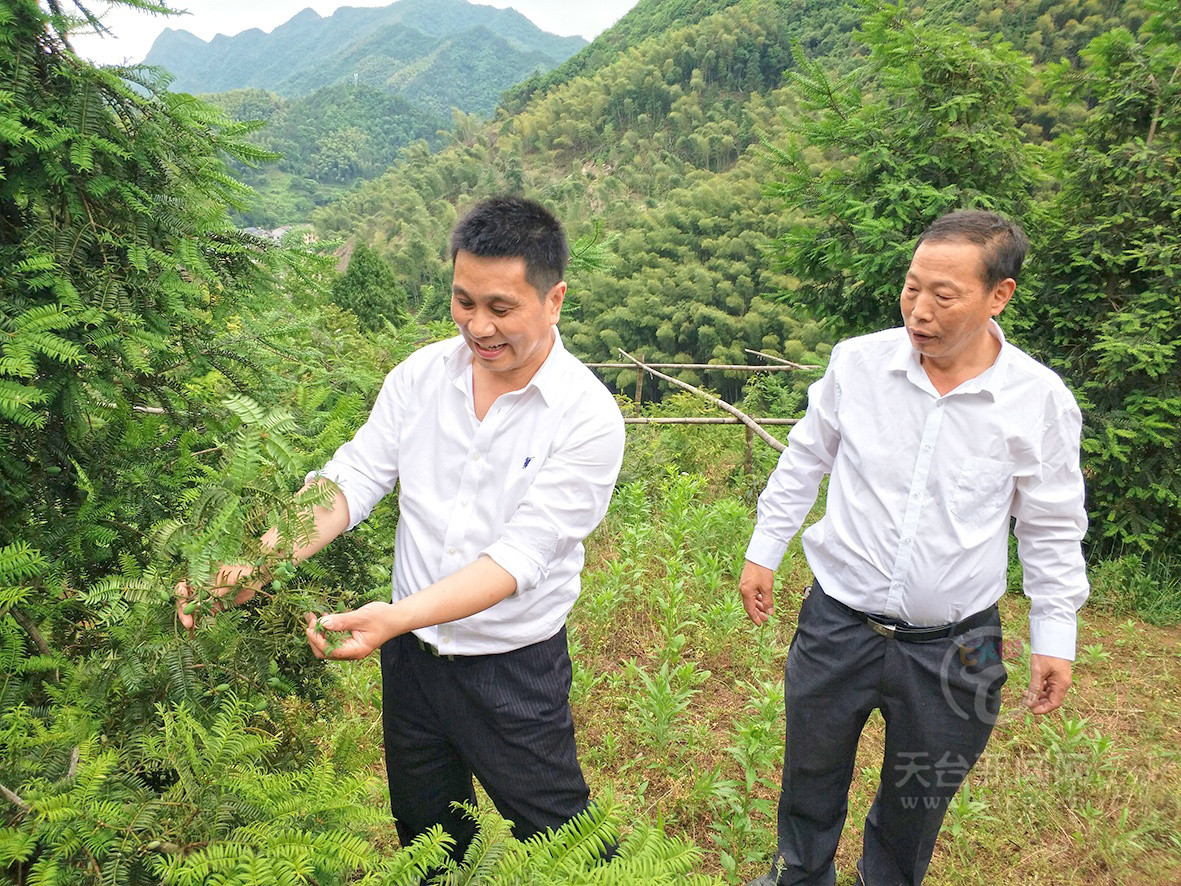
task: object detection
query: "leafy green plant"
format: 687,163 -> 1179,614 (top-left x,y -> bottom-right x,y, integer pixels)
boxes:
1017,0 -> 1181,559
625,661 -> 711,750
766,0 -> 1038,336
708,679 -> 783,879
1041,716 -> 1117,803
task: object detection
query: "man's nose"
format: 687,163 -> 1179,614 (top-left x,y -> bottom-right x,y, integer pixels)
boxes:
469,308 -> 496,336
909,291 -> 935,320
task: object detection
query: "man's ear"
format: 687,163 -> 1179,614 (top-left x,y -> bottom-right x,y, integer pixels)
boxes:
990,278 -> 1016,316
547,281 -> 566,322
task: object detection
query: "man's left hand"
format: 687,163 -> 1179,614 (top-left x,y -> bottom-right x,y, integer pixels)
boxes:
304,603 -> 393,660
1024,653 -> 1072,715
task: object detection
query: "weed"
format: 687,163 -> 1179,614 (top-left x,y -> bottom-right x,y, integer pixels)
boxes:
1077,642 -> 1112,666
625,660 -> 711,749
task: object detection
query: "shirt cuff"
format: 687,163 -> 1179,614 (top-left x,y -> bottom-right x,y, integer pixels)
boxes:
745,529 -> 789,571
480,541 -> 537,596
1028,616 -> 1077,660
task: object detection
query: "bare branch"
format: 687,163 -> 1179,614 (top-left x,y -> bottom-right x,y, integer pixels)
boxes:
1,783 -> 29,812
587,361 -> 802,372
10,607 -> 51,658
744,348 -> 823,370
618,349 -> 786,453
625,416 -> 798,425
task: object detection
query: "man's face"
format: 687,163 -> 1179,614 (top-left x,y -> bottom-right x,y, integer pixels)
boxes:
451,250 -> 564,387
900,239 -> 1014,371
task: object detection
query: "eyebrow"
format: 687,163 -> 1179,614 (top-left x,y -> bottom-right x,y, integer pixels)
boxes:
905,272 -> 964,291
451,286 -> 517,304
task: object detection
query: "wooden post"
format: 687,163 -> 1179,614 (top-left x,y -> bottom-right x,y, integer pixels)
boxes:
745,424 -> 754,474
634,353 -> 644,405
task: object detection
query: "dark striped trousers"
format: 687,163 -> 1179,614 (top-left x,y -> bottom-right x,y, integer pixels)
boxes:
380,626 -> 590,858
768,581 -> 1007,886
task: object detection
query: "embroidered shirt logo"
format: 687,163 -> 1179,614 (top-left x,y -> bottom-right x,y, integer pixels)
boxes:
523,457 -> 533,469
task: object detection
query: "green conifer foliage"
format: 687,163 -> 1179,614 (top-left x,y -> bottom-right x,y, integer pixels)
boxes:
1018,0 -> 1181,556
330,244 -> 409,331
766,1 -> 1038,336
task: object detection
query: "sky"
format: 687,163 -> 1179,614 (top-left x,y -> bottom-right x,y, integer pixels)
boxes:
70,0 -> 642,66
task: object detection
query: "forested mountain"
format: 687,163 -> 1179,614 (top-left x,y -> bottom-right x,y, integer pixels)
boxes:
204,83 -> 444,227
313,0 -> 1138,391
311,0 -> 1175,555
3,1 -> 1178,880
144,0 -> 585,112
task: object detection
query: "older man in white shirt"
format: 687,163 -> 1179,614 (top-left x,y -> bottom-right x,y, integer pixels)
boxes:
178,196 -> 624,860
740,211 -> 1088,886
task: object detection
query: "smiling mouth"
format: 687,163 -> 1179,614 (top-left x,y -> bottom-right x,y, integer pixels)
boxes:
472,341 -> 506,357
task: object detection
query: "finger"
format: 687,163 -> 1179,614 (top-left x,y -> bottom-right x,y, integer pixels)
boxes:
176,581 -> 195,632
1023,657 -> 1045,709
1029,689 -> 1062,715
1035,676 -> 1070,714
323,636 -> 372,661
743,596 -> 769,626
305,615 -> 328,659
739,587 -> 761,623
313,611 -> 359,632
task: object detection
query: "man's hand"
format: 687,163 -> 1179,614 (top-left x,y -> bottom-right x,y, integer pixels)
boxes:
175,564 -> 263,633
304,603 -> 394,660
1024,653 -> 1072,715
740,560 -> 776,626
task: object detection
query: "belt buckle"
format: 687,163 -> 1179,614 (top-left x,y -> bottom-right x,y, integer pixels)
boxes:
868,619 -> 896,639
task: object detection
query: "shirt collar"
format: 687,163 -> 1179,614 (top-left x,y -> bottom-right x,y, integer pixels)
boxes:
443,327 -> 567,405
889,320 -> 1009,399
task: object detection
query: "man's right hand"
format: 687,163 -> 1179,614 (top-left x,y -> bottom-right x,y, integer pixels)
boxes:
175,564 -> 263,633
740,560 -> 776,626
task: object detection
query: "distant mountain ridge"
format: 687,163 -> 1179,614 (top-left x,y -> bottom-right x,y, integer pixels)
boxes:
143,0 -> 587,113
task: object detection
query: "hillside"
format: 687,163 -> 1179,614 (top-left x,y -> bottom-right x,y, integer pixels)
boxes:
313,0 -> 1147,380
144,0 -> 585,113
4,1 -> 1177,883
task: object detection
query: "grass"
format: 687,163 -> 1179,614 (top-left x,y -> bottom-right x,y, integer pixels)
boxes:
566,469 -> 1181,885
329,454 -> 1181,884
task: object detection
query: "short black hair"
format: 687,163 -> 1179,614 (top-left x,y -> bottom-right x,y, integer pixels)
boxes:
915,210 -> 1029,289
450,196 -> 568,297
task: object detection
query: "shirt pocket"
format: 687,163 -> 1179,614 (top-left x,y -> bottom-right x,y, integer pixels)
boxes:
949,456 -> 1015,525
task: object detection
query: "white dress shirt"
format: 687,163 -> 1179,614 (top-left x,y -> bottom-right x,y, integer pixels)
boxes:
313,331 -> 625,655
746,322 -> 1089,660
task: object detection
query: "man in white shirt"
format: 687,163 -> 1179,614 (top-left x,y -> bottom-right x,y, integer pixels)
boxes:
177,196 -> 625,859
740,211 -> 1088,886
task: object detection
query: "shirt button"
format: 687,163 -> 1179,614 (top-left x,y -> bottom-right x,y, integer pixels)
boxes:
460,498 -> 469,507
441,636 -> 451,645
471,452 -> 481,461
902,537 -> 911,544
448,547 -> 457,556
923,444 -> 932,452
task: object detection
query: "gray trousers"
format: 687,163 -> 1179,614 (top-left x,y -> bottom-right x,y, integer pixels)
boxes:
769,581 -> 1007,886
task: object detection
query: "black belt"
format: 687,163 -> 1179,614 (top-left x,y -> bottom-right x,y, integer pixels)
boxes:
414,635 -> 456,661
818,581 -> 998,642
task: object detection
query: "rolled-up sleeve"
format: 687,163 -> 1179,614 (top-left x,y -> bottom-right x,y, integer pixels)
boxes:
745,349 -> 842,570
1012,396 -> 1090,660
307,368 -> 405,531
482,398 -> 625,595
